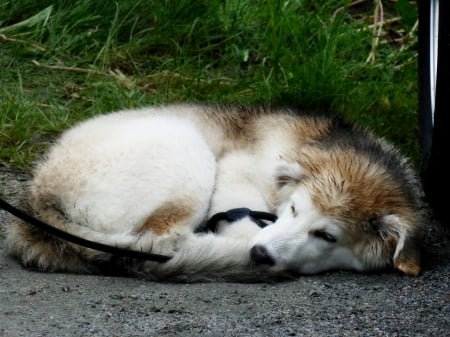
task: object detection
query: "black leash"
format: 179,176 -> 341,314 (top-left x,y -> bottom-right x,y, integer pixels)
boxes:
1,198 -> 277,263
0,197 -> 171,263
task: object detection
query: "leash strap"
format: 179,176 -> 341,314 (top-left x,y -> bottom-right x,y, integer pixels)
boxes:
204,207 -> 278,232
0,197 -> 172,263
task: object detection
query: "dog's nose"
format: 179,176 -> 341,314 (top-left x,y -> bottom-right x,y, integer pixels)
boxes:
250,245 -> 275,265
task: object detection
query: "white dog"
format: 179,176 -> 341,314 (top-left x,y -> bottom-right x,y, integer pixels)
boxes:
6,104 -> 426,281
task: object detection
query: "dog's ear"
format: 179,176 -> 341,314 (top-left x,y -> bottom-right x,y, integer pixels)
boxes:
393,232 -> 421,276
382,215 -> 421,276
275,162 -> 305,188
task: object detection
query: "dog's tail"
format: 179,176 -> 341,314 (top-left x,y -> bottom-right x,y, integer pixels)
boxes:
5,195 -> 145,275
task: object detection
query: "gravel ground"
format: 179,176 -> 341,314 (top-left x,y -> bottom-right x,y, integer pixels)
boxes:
1,170 -> 449,337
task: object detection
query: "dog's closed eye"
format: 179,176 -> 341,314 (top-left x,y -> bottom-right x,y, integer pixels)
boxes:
311,230 -> 336,243
290,204 -> 298,217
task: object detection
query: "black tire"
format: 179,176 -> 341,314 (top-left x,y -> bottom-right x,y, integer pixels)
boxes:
418,0 -> 450,223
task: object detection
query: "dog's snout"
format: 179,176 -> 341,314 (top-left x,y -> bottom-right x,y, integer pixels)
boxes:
250,245 -> 275,266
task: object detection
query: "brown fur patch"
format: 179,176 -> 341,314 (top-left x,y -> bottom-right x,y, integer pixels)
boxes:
199,106 -> 332,154
137,201 -> 194,235
299,146 -> 412,225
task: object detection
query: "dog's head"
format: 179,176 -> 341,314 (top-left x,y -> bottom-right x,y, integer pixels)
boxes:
250,154 -> 425,276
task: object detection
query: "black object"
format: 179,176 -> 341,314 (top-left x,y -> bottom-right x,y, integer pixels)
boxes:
203,208 -> 278,233
418,0 -> 449,224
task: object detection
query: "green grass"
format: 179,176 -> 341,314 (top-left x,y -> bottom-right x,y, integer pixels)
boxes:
0,0 -> 420,169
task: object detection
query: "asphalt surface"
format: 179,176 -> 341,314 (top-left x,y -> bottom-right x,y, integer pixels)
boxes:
1,170 -> 449,337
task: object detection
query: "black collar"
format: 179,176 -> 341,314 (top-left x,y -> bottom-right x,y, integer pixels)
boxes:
202,207 -> 278,233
